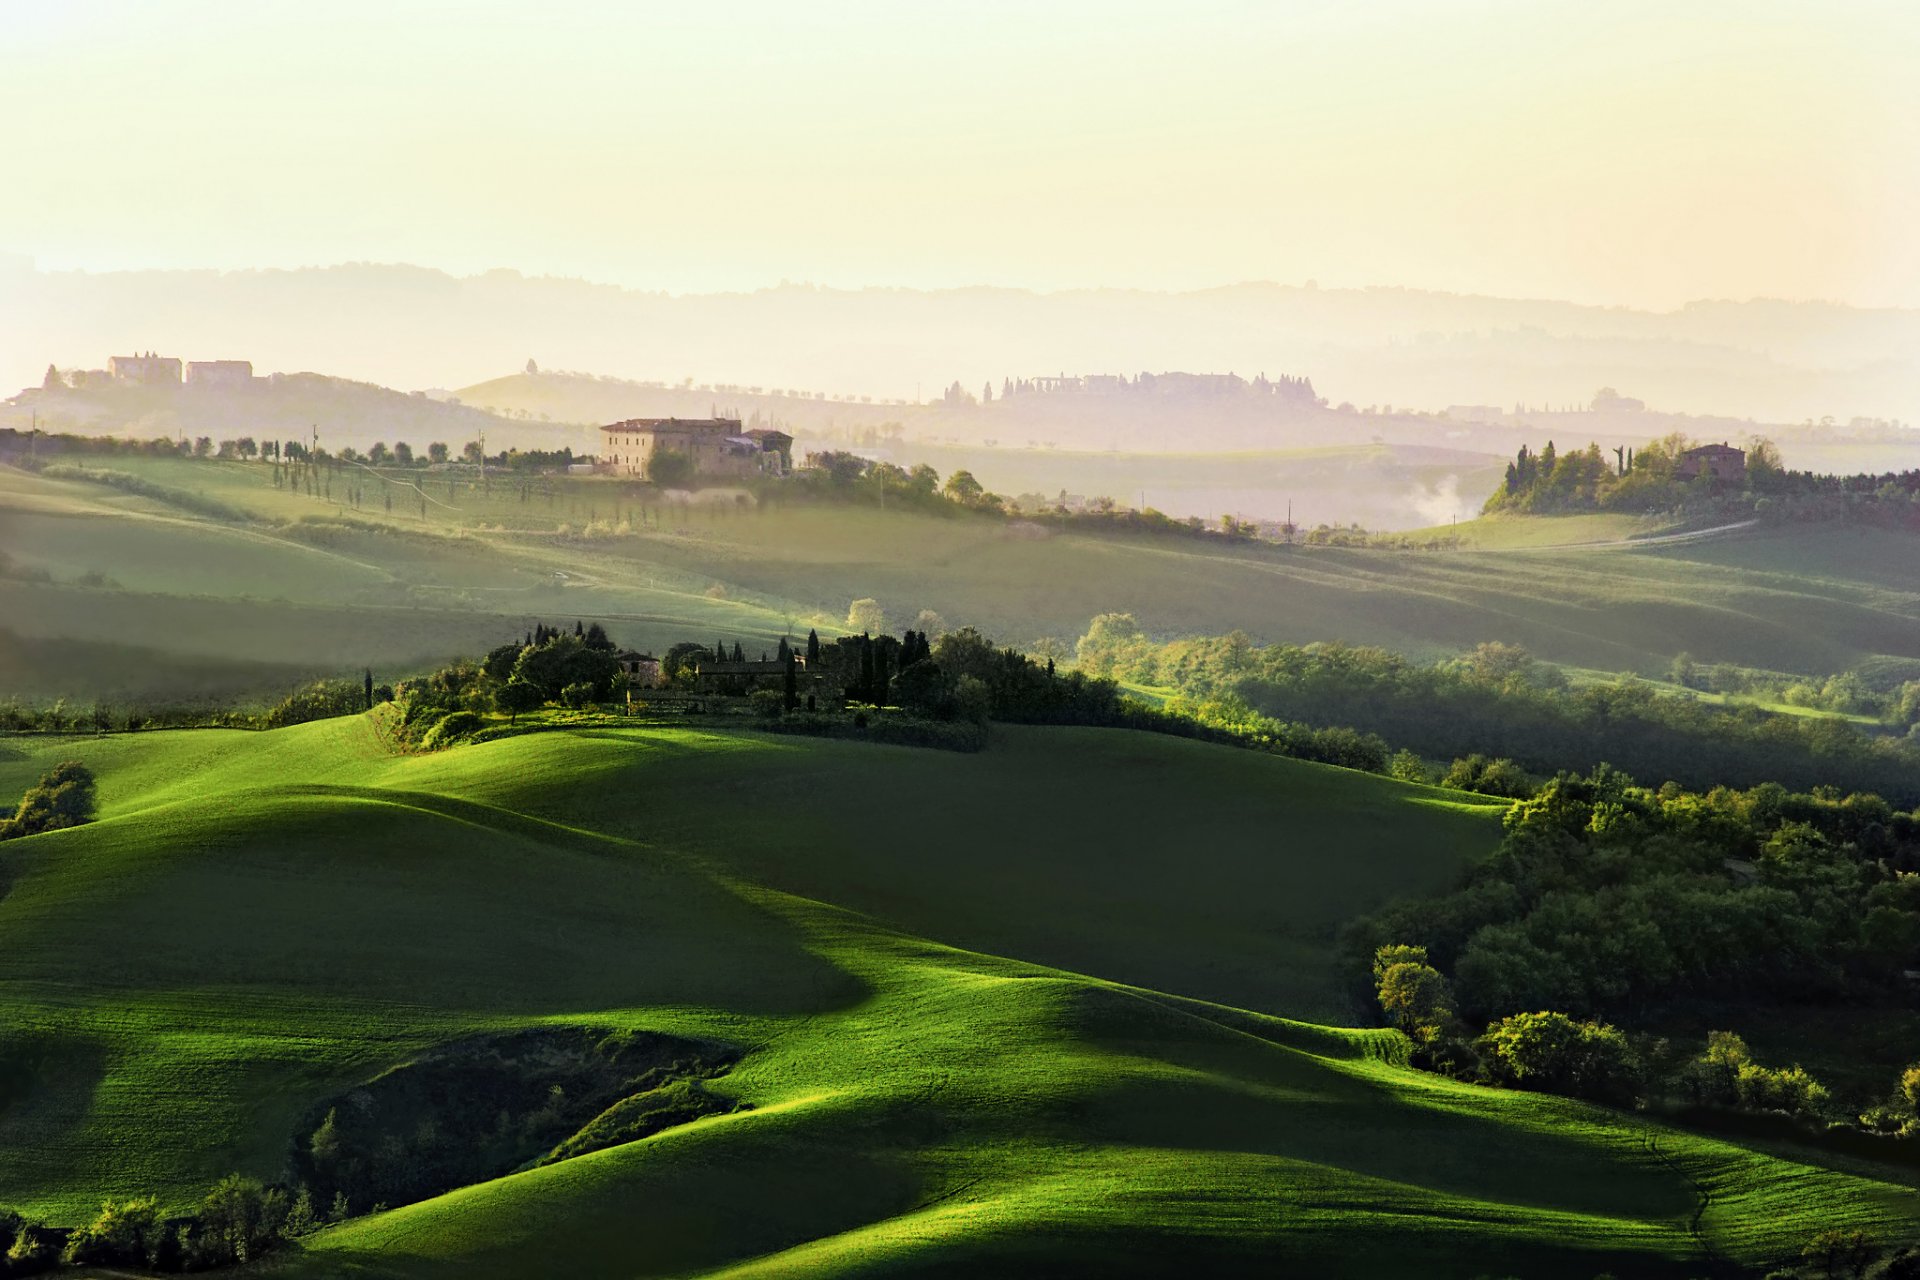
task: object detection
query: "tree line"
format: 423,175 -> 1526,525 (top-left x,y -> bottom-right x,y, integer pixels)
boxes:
1486,432 -> 1920,528
1074,616 -> 1920,804
1350,763 -> 1920,1199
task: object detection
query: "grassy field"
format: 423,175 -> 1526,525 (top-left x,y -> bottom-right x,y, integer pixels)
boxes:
0,719 -> 1914,1276
9,458 -> 1920,706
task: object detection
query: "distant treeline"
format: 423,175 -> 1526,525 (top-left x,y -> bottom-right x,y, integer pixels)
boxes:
1487,433 -> 1920,527
0,426 -> 572,474
790,451 -> 1263,544
1075,616 -> 1920,804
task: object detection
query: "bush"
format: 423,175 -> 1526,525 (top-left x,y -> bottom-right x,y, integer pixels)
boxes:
1477,1011 -> 1642,1105
1675,1030 -> 1828,1121
1442,754 -> 1534,799
493,680 -> 545,723
1388,749 -> 1431,784
181,1174 -> 289,1267
5,1222 -> 54,1272
1375,950 -> 1456,1045
560,682 -> 595,710
421,711 -> 486,750
0,761 -> 96,842
748,689 -> 786,719
265,679 -> 366,729
64,1195 -> 160,1267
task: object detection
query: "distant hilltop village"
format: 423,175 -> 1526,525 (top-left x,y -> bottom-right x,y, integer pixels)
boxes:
939,370 -> 1321,407
42,353 -> 256,392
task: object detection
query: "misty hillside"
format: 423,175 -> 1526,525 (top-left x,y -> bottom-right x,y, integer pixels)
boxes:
6,259 -> 1919,425
2,369 -> 570,453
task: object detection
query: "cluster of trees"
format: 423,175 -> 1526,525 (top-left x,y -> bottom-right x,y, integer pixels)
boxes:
1349,763 -> 1920,1134
1074,618 -> 1920,804
787,454 -> 1269,547
1485,436 -> 1785,515
0,1173 -> 321,1274
1353,766 -> 1920,1020
795,452 -> 1005,515
394,621 -> 624,745
1486,434 -> 1920,528
0,762 -> 95,841
1670,654 -> 1920,727
264,676 -> 386,729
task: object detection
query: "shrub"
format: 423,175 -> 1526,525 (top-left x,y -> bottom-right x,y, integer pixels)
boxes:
1678,1031 -> 1829,1120
64,1195 -> 160,1267
1376,956 -> 1455,1045
1477,1011 -> 1642,1105
421,711 -> 486,750
1388,749 -> 1431,784
0,761 -> 97,842
953,674 -> 992,726
560,682 -> 595,710
182,1174 -> 289,1266
265,679 -> 366,728
493,680 -> 545,723
748,689 -> 786,719
5,1222 -> 54,1272
1802,1228 -> 1875,1279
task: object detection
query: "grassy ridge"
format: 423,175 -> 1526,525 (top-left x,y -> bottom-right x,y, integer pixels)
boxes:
0,721 -> 1915,1275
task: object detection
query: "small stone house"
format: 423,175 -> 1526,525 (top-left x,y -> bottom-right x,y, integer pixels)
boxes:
1675,443 -> 1746,482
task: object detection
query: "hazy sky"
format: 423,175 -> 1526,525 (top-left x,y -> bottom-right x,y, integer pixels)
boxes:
6,0 -> 1917,309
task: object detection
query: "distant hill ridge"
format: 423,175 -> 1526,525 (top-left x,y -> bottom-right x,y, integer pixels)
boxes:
3,259 -> 1917,422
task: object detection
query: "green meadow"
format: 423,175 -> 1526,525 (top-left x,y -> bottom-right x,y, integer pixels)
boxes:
7,457 -> 1920,703
0,718 -> 1914,1276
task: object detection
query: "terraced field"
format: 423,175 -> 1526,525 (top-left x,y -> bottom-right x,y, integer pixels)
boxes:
0,719 -> 1914,1276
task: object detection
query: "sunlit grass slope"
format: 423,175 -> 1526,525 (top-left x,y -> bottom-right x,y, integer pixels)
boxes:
10,459 -> 1920,690
0,720 -> 1916,1276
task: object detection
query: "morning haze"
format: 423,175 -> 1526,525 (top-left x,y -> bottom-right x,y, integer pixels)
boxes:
4,3 -> 1920,1277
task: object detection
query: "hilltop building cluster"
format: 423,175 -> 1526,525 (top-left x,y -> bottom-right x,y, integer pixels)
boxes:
597,418 -> 793,481
42,353 -> 257,392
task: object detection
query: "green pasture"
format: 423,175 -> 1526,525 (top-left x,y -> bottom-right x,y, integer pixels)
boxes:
0,720 -> 1915,1276
9,458 -> 1920,703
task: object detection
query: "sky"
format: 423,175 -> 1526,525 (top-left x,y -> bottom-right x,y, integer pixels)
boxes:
4,0 -> 1918,310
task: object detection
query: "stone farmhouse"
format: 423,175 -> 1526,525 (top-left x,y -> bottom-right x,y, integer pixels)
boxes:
1675,442 -> 1746,482
613,651 -> 663,688
597,418 -> 793,481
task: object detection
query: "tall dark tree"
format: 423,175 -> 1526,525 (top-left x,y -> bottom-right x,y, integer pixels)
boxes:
363,669 -> 374,711
784,650 -> 799,712
732,642 -> 745,663
777,636 -> 792,662
807,629 -> 821,665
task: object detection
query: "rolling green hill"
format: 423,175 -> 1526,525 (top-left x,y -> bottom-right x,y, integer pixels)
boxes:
7,456 -> 1920,707
0,720 -> 1914,1276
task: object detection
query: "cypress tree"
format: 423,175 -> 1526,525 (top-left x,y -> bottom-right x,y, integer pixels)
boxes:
777,636 -> 791,662
807,629 -> 821,664
784,651 -> 798,712
363,669 -> 374,710
733,642 -> 745,663
874,644 -> 890,706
